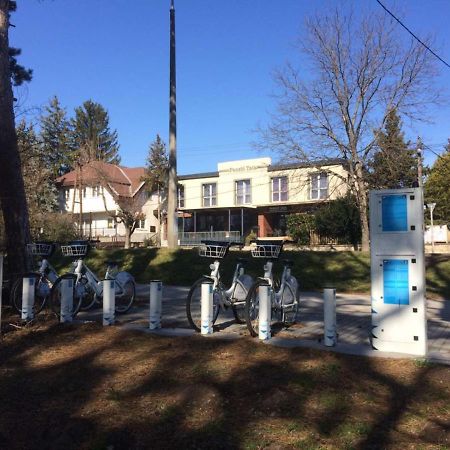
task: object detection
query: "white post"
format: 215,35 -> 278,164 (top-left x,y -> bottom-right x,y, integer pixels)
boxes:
324,288 -> 337,347
259,284 -> 271,340
60,277 -> 74,323
103,279 -> 115,326
0,255 -> 3,334
149,280 -> 162,330
201,281 -> 213,335
22,276 -> 35,321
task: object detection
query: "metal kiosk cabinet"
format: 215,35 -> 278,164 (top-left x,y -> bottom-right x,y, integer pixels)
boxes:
369,188 -> 427,356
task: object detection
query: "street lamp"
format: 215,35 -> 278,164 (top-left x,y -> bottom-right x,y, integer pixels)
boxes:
427,203 -> 436,253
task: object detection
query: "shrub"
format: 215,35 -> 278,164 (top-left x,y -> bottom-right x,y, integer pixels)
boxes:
286,213 -> 315,245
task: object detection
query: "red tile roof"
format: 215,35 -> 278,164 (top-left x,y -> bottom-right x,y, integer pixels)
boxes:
56,161 -> 146,198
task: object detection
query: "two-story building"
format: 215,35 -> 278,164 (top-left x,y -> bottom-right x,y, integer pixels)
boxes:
177,157 -> 347,243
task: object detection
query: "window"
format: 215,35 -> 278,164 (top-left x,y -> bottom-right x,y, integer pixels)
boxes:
149,225 -> 156,233
92,185 -> 102,197
137,219 -> 146,229
178,185 -> 185,208
272,176 -> 288,202
82,187 -> 87,198
236,179 -> 251,205
310,172 -> 328,200
64,189 -> 70,201
202,183 -> 217,207
107,218 -> 114,229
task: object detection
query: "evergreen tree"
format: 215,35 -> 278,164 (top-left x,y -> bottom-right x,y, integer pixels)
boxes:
40,96 -> 74,176
71,100 -> 120,164
144,134 -> 169,192
368,109 -> 417,189
424,142 -> 450,223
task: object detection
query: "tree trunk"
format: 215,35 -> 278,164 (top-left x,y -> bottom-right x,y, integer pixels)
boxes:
124,228 -> 131,249
355,163 -> 370,252
0,2 -> 31,277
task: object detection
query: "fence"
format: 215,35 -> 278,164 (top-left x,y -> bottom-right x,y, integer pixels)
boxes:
179,231 -> 242,246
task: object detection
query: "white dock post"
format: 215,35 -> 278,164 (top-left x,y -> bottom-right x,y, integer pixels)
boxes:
22,275 -> 35,321
60,275 -> 74,323
201,281 -> 213,335
259,284 -> 271,341
149,280 -> 162,330
324,288 -> 337,346
103,279 -> 115,326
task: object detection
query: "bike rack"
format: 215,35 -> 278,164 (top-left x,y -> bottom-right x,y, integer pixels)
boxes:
21,273 -> 40,321
259,284 -> 272,340
60,274 -> 77,323
149,280 -> 162,330
201,281 -> 214,335
103,279 -> 115,326
323,288 -> 337,346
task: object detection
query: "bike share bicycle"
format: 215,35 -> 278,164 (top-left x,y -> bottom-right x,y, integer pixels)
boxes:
186,240 -> 253,332
244,240 -> 299,337
11,242 -> 59,315
50,240 -> 136,316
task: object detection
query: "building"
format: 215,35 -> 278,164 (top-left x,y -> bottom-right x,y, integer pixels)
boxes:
178,157 -> 347,243
56,161 -> 162,245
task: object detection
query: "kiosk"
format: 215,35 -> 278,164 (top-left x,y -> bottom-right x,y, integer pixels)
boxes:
369,188 -> 427,356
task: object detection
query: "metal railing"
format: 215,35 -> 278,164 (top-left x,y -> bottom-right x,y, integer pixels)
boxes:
179,231 -> 242,246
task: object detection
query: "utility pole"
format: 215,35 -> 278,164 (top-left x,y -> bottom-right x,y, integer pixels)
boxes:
167,0 -> 178,248
416,136 -> 423,188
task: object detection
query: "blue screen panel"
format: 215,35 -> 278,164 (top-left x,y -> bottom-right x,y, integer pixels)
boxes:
382,195 -> 408,232
383,259 -> 409,305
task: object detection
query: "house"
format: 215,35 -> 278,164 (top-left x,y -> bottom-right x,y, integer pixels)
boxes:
177,157 -> 348,244
56,161 -> 162,245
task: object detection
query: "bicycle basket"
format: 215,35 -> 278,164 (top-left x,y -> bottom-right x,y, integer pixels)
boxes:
27,242 -> 54,257
60,244 -> 88,257
198,243 -> 228,259
251,244 -> 282,259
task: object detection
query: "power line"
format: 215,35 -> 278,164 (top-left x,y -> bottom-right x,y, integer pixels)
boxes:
376,0 -> 450,69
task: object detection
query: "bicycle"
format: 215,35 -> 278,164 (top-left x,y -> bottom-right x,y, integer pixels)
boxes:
186,240 -> 253,332
11,242 -> 59,315
50,240 -> 136,316
244,240 -> 299,337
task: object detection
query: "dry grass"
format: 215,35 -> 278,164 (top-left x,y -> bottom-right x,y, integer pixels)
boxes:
0,319 -> 449,450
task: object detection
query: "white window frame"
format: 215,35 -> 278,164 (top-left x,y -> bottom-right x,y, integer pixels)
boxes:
272,176 -> 288,202
202,183 -> 217,207
310,172 -> 328,200
92,185 -> 103,197
236,179 -> 251,205
178,185 -> 185,208
136,219 -> 146,229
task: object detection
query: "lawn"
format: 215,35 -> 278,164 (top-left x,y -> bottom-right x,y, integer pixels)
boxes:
50,247 -> 450,299
0,320 -> 448,449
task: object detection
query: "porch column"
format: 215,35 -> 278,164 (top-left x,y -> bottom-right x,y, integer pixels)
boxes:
228,209 -> 231,232
241,208 -> 244,237
194,211 -> 197,232
258,214 -> 272,238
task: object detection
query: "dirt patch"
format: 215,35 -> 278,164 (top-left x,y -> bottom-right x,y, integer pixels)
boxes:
0,320 -> 449,449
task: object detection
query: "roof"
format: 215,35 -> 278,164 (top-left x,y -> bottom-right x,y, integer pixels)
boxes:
268,158 -> 346,172
178,171 -> 219,180
56,161 -> 145,198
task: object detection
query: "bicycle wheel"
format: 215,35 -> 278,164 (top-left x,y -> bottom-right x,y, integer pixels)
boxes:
244,279 -> 270,337
78,277 -> 97,311
115,279 -> 135,314
186,277 -> 221,332
50,276 -> 83,317
11,275 -> 49,316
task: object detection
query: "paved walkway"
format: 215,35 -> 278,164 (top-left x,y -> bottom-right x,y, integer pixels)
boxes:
79,285 -> 450,365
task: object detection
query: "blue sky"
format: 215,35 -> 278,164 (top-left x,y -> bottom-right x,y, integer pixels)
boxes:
10,0 -> 450,174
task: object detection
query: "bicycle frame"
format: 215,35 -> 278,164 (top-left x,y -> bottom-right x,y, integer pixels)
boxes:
259,260 -> 295,309
38,258 -> 58,284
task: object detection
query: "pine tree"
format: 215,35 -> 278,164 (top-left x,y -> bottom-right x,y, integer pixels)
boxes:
368,109 -> 418,189
369,110 -> 417,189
40,96 -> 74,176
424,141 -> 450,223
144,134 -> 169,192
71,100 -> 120,164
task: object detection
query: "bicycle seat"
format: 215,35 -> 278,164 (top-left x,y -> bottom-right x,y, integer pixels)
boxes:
106,260 -> 119,267
282,259 -> 294,267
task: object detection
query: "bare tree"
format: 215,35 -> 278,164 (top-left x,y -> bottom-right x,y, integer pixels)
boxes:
258,4 -> 439,251
0,1 -> 31,275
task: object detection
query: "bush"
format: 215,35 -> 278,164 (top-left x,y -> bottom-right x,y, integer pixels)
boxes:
286,213 -> 315,245
32,212 -> 78,243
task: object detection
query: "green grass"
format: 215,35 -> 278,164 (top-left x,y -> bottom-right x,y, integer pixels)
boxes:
49,247 -> 450,298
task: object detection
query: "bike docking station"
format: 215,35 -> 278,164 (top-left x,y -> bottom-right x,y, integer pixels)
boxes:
369,187 -> 427,357
103,279 -> 115,326
259,284 -> 272,341
21,273 -> 39,321
323,288 -> 337,347
60,273 -> 77,323
149,280 -> 162,330
201,280 -> 214,335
